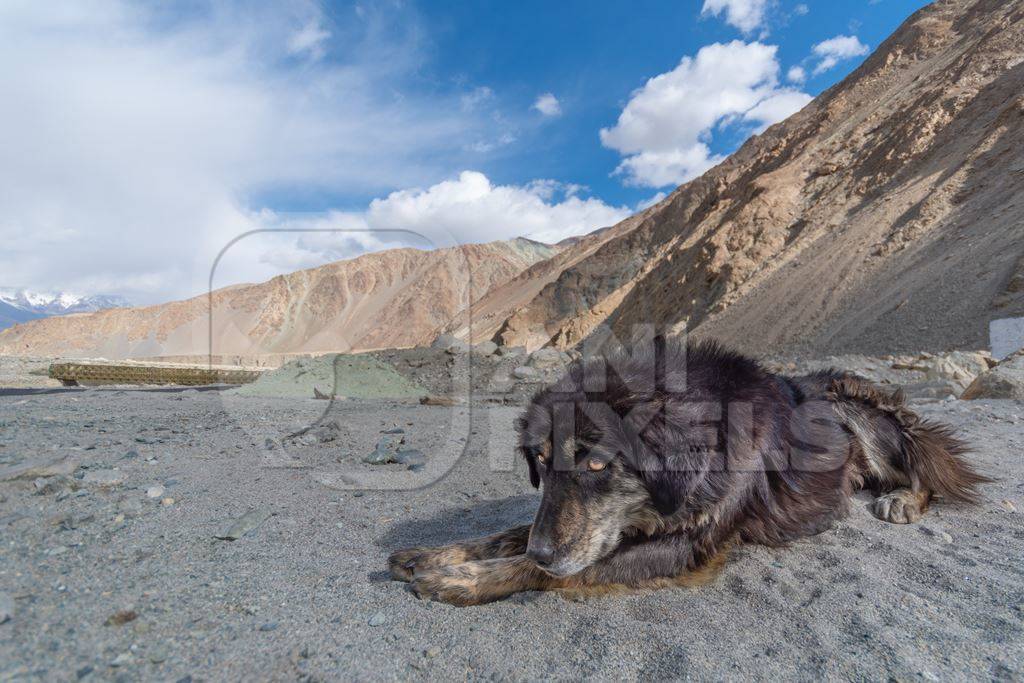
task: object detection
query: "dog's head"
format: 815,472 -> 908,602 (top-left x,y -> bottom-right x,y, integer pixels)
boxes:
515,343 -> 716,577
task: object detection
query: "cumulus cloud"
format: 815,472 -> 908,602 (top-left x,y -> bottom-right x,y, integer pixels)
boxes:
812,35 -> 870,74
600,41 -> 810,188
786,65 -> 806,83
701,0 -> 771,35
0,1 -> 523,303
532,93 -> 562,117
364,171 -> 628,246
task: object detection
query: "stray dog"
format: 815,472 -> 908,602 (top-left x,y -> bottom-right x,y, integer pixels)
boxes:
389,339 -> 990,605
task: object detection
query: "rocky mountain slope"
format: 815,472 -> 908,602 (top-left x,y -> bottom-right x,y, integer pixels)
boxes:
0,239 -> 555,358
474,0 -> 1024,355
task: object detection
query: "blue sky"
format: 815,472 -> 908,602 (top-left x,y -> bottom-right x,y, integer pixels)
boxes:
0,0 -> 930,302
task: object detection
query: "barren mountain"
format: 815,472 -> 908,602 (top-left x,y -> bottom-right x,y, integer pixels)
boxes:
0,239 -> 555,359
476,0 -> 1024,355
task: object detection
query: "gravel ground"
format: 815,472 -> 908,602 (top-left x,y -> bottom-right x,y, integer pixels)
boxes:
1,386 -> 1023,681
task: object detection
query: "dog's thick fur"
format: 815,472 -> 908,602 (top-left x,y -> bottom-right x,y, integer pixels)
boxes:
389,339 -> 990,605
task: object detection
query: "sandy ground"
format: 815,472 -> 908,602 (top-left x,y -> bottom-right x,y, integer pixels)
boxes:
1,383 -> 1022,681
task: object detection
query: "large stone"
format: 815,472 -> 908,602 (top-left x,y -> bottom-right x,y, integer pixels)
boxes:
472,341 -> 498,357
923,352 -> 989,391
430,334 -> 469,354
961,352 -> 1024,400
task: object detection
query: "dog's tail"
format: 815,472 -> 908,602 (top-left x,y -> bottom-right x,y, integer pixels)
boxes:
827,375 -> 993,503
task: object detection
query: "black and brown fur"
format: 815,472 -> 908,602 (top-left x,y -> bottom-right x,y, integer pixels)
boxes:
389,339 -> 991,605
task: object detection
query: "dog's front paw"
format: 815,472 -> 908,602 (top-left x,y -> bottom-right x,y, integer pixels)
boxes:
388,548 -> 428,582
872,489 -> 925,524
410,565 -> 483,606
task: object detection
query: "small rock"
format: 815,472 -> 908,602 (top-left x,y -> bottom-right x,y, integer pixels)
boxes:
367,612 -> 386,627
264,438 -> 277,451
109,653 -> 133,667
146,485 -> 165,499
939,531 -> 953,544
363,447 -> 395,465
424,645 -> 442,658
1001,499 -> 1017,513
161,497 -> 175,506
259,622 -> 279,632
472,341 -> 498,357
529,347 -> 569,369
382,427 -> 405,435
420,395 -> 457,407
82,470 -> 125,487
104,610 -> 138,626
76,665 -> 94,679
512,366 -> 540,381
431,334 -> 469,354
215,508 -> 272,541
497,345 -> 527,358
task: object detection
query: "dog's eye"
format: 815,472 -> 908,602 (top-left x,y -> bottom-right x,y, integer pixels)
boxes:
535,451 -> 548,464
587,459 -> 607,472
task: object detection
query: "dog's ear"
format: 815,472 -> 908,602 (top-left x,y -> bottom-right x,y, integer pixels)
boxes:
525,451 -> 540,489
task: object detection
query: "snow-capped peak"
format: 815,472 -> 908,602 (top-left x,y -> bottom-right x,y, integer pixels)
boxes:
0,288 -> 130,315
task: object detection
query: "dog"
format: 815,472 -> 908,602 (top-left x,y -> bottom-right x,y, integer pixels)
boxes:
388,338 -> 990,605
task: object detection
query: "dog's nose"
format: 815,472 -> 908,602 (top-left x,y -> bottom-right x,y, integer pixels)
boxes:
527,540 -> 556,567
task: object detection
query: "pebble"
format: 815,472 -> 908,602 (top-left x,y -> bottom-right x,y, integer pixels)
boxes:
367,612 -> 386,627
161,497 -> 175,506
104,610 -> 138,626
215,509 -> 271,541
109,653 -> 133,667
76,665 -> 94,679
82,470 -> 125,487
259,622 -> 279,632
146,485 -> 165,499
1001,499 -> 1017,513
424,645 -> 442,658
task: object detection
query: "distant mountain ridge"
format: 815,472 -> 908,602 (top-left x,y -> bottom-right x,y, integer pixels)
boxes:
0,239 -> 557,358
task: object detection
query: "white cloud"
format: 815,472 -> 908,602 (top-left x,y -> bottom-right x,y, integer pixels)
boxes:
794,4 -> 809,16
701,0 -> 771,35
812,35 -> 870,74
0,1 -> 520,303
364,171 -> 628,246
600,41 -> 810,188
532,93 -> 562,117
786,65 -> 806,83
